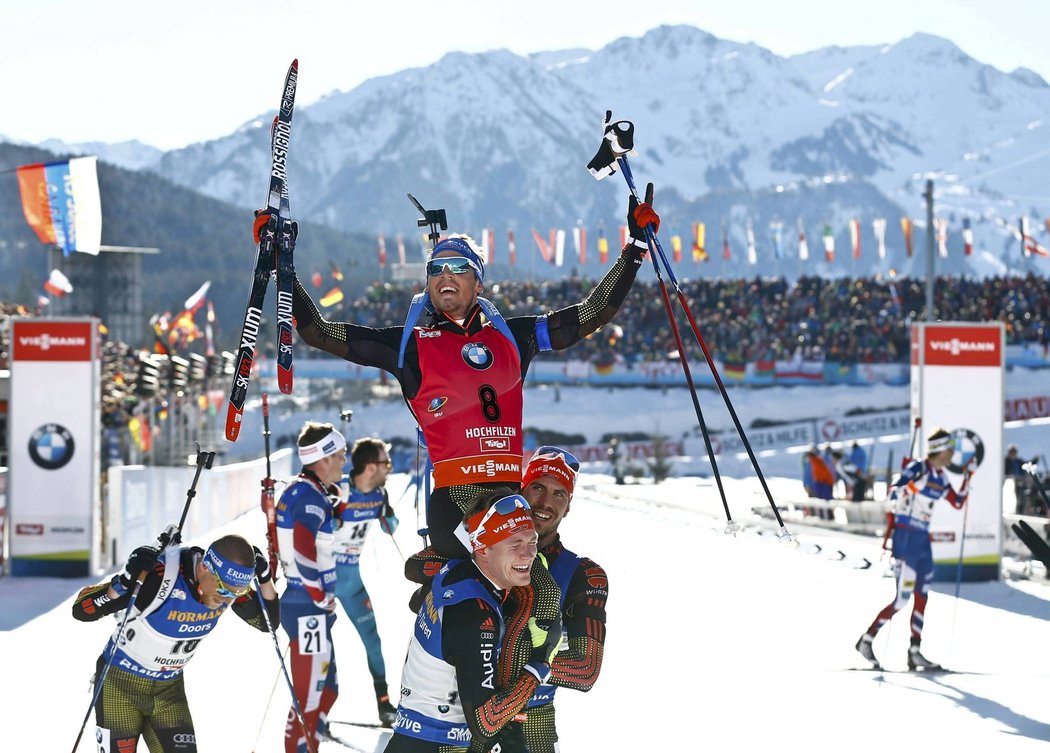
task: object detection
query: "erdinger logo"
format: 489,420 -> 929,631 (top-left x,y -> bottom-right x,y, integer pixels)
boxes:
929,338 -> 994,356
28,423 -> 75,470
462,342 -> 493,370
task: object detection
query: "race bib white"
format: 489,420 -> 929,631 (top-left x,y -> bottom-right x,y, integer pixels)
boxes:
297,614 -> 329,655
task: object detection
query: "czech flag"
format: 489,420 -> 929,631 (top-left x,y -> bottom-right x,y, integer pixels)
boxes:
16,156 -> 102,255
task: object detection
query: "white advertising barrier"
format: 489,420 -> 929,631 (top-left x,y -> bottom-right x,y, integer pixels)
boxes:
708,420 -> 815,456
705,410 -> 909,456
911,322 -> 1004,582
9,319 -> 100,576
816,411 -> 912,445
105,449 -> 293,567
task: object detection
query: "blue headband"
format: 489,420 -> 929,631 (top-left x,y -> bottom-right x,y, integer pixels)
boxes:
429,238 -> 485,283
203,546 -> 255,590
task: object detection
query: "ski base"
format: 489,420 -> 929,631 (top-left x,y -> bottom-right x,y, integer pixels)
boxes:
848,666 -> 962,675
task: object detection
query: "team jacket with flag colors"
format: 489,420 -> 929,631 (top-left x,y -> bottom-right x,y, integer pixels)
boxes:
291,244 -> 645,486
527,538 -> 608,708
276,472 -> 337,601
72,546 -> 277,680
332,481 -> 393,567
890,459 -> 966,534
393,559 -> 538,751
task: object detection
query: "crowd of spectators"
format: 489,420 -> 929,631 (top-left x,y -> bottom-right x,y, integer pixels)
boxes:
1,271 -> 1047,461
301,272 -> 1050,366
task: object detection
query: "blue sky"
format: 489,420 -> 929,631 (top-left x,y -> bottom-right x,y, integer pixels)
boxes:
5,0 -> 1048,149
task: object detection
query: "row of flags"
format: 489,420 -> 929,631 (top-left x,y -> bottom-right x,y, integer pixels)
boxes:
372,215 -> 1050,268
8,156 -> 1049,265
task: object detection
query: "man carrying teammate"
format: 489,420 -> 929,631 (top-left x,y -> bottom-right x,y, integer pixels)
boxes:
519,447 -> 609,753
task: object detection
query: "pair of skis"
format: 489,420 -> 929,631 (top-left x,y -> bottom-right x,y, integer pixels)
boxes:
226,58 -> 299,442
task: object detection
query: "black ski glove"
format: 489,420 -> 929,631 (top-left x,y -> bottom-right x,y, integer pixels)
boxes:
627,181 -> 659,251
117,544 -> 160,590
253,545 -> 272,585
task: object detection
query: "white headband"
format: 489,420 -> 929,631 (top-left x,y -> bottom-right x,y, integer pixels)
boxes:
927,435 -> 954,454
298,429 -> 347,465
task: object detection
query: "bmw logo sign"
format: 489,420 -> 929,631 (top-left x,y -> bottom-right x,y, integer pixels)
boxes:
462,342 -> 493,370
306,616 -> 319,630
28,423 -> 75,470
948,428 -> 984,474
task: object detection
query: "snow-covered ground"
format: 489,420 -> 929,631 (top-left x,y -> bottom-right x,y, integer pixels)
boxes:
3,373 -> 1050,751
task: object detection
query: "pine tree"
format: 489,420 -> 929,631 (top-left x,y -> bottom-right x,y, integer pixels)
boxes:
648,434 -> 673,484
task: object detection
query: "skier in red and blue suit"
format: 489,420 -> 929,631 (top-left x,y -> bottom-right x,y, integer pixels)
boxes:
856,428 -> 970,671
276,421 -> 346,753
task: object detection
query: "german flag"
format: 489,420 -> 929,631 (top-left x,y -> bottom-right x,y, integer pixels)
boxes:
724,360 -> 746,380
320,287 -> 344,307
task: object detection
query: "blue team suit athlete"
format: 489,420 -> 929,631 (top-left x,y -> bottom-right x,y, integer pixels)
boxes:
856,430 -> 968,670
72,534 -> 276,753
331,436 -> 400,725
277,423 -> 346,753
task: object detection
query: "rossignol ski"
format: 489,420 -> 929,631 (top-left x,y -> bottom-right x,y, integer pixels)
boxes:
226,59 -> 298,441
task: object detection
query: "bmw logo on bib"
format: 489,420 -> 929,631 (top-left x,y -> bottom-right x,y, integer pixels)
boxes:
462,342 -> 493,370
29,423 -> 75,470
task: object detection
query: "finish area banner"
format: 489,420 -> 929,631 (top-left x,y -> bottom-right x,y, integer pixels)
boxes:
9,319 -> 100,576
910,322 -> 1004,582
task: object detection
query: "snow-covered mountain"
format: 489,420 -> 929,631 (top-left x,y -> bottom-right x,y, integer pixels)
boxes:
35,138 -> 164,170
127,27 -> 1050,275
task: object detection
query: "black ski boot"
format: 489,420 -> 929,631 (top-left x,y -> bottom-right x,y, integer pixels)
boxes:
907,645 -> 943,671
855,633 -> 881,669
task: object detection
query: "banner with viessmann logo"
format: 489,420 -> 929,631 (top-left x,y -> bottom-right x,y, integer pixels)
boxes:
9,319 -> 100,576
911,322 -> 1004,582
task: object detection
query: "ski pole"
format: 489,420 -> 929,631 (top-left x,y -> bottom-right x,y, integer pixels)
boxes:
949,462 -> 976,663
615,152 -> 789,539
637,204 -> 738,532
70,446 -> 215,752
261,393 -> 281,581
255,584 -> 317,753
251,648 -> 288,753
903,417 -> 922,470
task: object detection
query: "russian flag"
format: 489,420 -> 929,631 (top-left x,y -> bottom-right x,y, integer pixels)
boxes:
15,156 -> 102,255
43,269 -> 74,297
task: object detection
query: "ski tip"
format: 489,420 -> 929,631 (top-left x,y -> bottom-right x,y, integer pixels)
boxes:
291,58 -> 299,70
226,406 -> 244,442
277,370 -> 293,394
